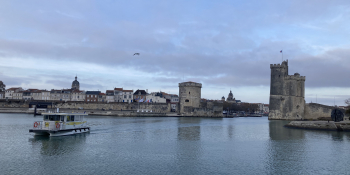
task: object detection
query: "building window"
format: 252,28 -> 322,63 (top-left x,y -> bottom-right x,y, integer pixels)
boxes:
124,95 -> 126,98
189,92 -> 190,94
185,99 -> 189,102
129,95 -> 131,98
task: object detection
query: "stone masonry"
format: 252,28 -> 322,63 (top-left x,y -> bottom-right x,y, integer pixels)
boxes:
268,60 -> 346,120
269,60 -> 306,120
178,81 -> 202,114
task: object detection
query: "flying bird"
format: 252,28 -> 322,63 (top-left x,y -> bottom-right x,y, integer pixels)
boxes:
133,53 -> 140,56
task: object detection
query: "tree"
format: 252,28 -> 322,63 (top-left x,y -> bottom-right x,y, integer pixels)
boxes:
345,98 -> 350,115
0,81 -> 5,92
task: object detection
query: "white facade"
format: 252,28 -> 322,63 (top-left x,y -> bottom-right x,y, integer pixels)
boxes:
32,91 -> 42,100
41,91 -> 51,100
5,87 -> 23,99
146,93 -> 166,103
122,90 -> 133,103
71,91 -> 85,101
12,91 -> 23,100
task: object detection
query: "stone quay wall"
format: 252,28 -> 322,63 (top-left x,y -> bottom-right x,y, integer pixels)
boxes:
181,102 -> 223,117
0,100 -> 171,113
304,103 -> 346,120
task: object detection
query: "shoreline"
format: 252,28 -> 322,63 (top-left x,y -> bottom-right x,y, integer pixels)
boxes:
285,121 -> 350,132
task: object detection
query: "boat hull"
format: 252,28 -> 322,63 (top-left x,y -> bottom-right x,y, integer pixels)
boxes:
30,127 -> 90,137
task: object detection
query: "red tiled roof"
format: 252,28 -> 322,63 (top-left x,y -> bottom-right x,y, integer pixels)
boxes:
114,88 -> 123,91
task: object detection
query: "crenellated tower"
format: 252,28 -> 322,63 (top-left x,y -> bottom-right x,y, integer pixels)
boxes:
269,60 -> 306,120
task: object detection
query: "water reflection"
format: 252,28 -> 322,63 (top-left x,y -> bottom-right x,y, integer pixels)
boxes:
176,118 -> 203,174
266,120 -> 306,174
177,118 -> 201,141
28,133 -> 88,156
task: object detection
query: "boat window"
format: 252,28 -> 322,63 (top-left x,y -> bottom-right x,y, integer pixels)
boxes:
46,115 -> 60,121
67,115 -> 75,121
60,116 -> 64,121
67,116 -> 75,121
44,115 -> 49,120
75,115 -> 80,121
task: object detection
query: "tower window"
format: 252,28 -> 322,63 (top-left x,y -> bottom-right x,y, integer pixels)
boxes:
185,99 -> 189,102
189,92 -> 190,94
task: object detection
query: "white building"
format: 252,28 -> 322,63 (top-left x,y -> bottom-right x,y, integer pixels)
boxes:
122,90 -> 133,103
146,92 -> 166,103
71,90 -> 85,101
0,91 -> 4,99
32,90 -> 42,100
41,90 -> 51,101
12,91 -> 23,100
5,87 -> 24,99
106,90 -> 115,103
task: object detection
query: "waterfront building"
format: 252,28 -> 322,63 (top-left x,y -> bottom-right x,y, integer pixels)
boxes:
133,89 -> 148,102
114,88 -> 123,102
71,76 -> 80,90
31,90 -> 42,100
98,93 -> 106,102
85,91 -> 100,102
122,90 -> 133,103
41,90 -> 50,101
146,92 -> 166,103
23,90 -> 32,100
71,89 -> 85,101
105,90 -> 115,102
12,90 -> 23,100
50,89 -> 62,101
61,89 -> 72,102
170,94 -> 179,112
5,87 -> 23,99
264,104 -> 269,113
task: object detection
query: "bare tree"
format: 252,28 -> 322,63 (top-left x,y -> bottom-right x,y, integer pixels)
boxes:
0,81 -> 5,92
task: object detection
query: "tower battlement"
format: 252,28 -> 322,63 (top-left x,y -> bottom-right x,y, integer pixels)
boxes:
179,82 -> 202,88
284,75 -> 306,81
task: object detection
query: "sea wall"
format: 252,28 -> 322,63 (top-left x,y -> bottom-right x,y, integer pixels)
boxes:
180,102 -> 223,117
0,100 -> 171,113
304,103 -> 346,120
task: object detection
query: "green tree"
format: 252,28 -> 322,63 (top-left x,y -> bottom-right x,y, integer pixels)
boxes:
345,98 -> 350,115
0,81 -> 5,92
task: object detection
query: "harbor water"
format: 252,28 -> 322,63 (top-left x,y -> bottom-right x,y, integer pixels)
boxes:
1,113 -> 350,174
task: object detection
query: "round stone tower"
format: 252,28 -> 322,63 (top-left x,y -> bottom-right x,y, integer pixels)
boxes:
71,76 -> 80,90
178,81 -> 202,114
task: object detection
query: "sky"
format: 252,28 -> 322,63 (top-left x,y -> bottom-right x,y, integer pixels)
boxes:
0,0 -> 349,106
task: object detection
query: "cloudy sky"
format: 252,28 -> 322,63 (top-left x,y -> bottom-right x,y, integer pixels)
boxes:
0,0 -> 349,106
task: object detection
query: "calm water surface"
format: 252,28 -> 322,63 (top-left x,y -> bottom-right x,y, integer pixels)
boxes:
1,113 -> 350,175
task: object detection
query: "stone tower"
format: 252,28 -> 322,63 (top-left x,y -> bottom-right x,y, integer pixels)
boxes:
71,76 -> 80,90
269,60 -> 305,120
178,81 -> 202,114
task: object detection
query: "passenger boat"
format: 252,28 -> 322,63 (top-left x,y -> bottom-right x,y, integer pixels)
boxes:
29,112 -> 90,136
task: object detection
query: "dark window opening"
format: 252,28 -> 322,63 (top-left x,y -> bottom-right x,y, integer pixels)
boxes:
185,99 -> 189,102
189,92 -> 190,94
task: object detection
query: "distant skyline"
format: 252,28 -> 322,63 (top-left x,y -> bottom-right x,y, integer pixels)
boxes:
0,0 -> 349,106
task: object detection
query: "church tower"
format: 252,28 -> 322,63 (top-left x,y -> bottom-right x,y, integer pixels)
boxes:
71,76 -> 80,90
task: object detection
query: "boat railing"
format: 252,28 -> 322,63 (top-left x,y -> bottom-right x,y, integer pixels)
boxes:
33,121 -> 43,129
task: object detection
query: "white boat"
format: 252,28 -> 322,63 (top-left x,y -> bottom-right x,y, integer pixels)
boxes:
29,113 -> 90,137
